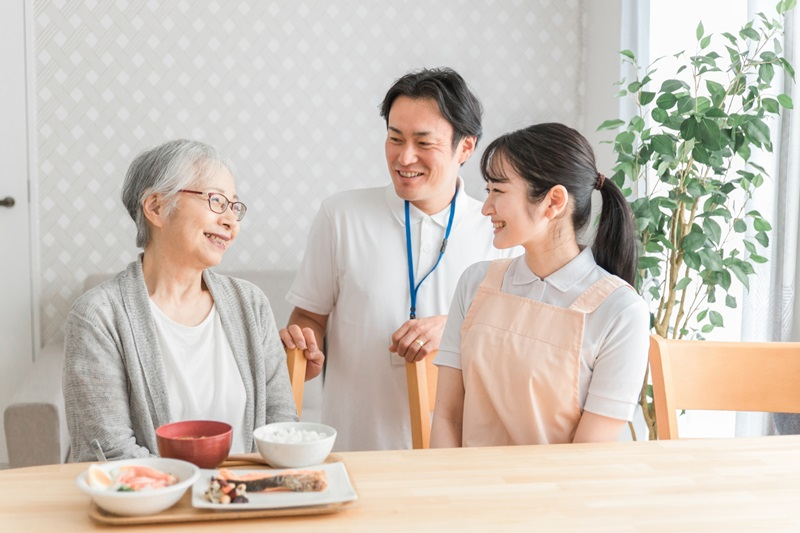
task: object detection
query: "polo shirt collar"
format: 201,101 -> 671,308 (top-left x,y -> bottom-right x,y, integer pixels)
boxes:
510,246 -> 596,292
386,176 -> 467,228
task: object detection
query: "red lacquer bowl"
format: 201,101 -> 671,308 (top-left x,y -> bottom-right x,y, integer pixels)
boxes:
156,420 -> 232,469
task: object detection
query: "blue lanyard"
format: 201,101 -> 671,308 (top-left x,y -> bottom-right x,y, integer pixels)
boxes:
405,188 -> 458,320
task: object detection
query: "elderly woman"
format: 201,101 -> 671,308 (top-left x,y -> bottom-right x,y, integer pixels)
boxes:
63,139 -> 297,462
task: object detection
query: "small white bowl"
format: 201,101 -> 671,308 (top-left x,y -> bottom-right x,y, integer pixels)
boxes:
76,457 -> 199,516
253,421 -> 337,468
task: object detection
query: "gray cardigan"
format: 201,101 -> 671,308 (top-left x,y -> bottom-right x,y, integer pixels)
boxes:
63,257 -> 298,462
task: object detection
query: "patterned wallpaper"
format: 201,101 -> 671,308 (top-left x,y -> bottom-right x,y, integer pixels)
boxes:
33,0 -> 584,345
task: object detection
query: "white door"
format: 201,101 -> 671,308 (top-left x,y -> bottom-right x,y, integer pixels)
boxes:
0,0 -> 36,466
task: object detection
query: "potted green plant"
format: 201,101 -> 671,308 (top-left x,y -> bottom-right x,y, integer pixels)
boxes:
598,0 -> 796,440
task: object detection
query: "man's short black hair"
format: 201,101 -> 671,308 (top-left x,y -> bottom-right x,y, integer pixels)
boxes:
379,67 -> 484,150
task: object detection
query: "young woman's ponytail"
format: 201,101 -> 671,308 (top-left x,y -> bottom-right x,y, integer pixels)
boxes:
592,175 -> 637,286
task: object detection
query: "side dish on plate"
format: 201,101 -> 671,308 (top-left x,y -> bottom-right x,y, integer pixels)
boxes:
76,457 -> 200,517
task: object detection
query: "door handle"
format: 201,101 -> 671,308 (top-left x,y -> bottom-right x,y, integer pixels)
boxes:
0,197 -> 15,208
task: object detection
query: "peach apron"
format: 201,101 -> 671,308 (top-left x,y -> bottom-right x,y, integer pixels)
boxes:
461,258 -> 628,446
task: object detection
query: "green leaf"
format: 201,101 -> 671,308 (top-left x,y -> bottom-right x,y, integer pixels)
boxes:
660,79 -> 687,93
779,0 -> 797,14
696,21 -> 705,40
722,32 -> 738,44
701,324 -> 715,333
620,49 -> 635,60
737,141 -> 751,161
697,119 -> 723,151
686,252 -> 702,271
709,310 -> 724,327
680,118 -> 698,140
697,309 -> 708,321
739,27 -> 760,40
755,231 -> 770,247
638,256 -> 661,269
733,218 -> 747,233
778,94 -> 794,109
651,108 -> 669,124
750,254 -> 769,264
753,218 -> 772,231
650,134 -> 675,156
726,294 -> 737,308
639,91 -> 656,106
693,145 -> 711,165
703,218 -> 722,245
598,119 -> 626,131
743,118 -> 771,147
760,51 -> 778,62
700,35 -> 712,49
656,93 -> 678,109
759,62 -> 775,85
682,228 -> 707,252
719,269 -> 732,291
699,249 -> 724,271
779,58 -> 796,80
705,80 -> 726,106
762,97 -> 780,113
628,81 -> 643,93
686,180 -> 704,198
728,262 -> 751,289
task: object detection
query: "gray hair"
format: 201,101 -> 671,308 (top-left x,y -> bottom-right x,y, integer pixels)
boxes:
121,139 -> 233,248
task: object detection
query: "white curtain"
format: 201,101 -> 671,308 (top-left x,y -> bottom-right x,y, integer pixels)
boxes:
738,2 -> 800,436
617,0 -> 651,441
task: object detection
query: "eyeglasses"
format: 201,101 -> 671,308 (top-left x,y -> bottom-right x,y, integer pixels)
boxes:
178,190 -> 247,221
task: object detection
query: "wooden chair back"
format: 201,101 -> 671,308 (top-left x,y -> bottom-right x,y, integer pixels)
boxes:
649,334 -> 800,439
285,347 -> 307,418
406,353 -> 439,449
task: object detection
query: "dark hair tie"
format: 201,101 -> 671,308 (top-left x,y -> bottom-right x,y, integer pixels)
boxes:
595,173 -> 606,191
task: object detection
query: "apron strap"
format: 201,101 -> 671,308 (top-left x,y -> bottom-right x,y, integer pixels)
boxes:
569,275 -> 630,313
479,259 -> 514,291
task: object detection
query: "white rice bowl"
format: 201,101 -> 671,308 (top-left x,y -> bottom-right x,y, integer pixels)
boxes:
253,422 -> 337,468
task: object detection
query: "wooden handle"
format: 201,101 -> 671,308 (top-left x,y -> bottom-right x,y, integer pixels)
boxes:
285,347 -> 307,418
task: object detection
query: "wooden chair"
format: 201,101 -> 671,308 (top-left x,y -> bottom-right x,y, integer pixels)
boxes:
406,353 -> 439,449
285,347 -> 307,418
649,334 -> 800,439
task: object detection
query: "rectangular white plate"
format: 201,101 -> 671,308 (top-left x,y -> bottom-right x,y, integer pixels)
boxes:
191,462 -> 358,510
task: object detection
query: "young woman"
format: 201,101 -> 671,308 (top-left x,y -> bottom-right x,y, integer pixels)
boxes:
430,123 -> 649,447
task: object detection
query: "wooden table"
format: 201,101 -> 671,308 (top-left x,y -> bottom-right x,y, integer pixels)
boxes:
2,436 -> 800,531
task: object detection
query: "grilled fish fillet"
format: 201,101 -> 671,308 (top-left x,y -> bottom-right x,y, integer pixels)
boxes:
217,468 -> 327,492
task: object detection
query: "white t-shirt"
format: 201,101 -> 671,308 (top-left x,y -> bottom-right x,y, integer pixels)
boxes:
150,301 -> 248,454
287,180 -> 517,451
437,248 -> 649,421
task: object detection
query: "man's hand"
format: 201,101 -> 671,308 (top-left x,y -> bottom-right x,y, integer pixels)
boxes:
389,315 -> 447,363
280,307 -> 328,381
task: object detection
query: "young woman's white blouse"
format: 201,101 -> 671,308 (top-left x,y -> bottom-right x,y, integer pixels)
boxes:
436,248 -> 650,421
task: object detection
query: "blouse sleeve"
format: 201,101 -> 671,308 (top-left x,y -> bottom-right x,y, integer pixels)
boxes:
582,293 -> 650,421
286,201 -> 338,316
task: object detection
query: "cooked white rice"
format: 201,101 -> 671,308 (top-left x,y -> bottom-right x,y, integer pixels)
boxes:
266,427 -> 326,443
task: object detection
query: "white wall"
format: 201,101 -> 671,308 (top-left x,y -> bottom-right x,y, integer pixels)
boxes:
31,0 -> 589,346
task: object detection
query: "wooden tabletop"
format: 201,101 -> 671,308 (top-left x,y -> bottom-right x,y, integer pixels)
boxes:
2,435 -> 800,531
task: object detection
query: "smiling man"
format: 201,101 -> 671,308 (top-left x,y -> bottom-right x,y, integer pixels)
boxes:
280,68 -> 514,451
